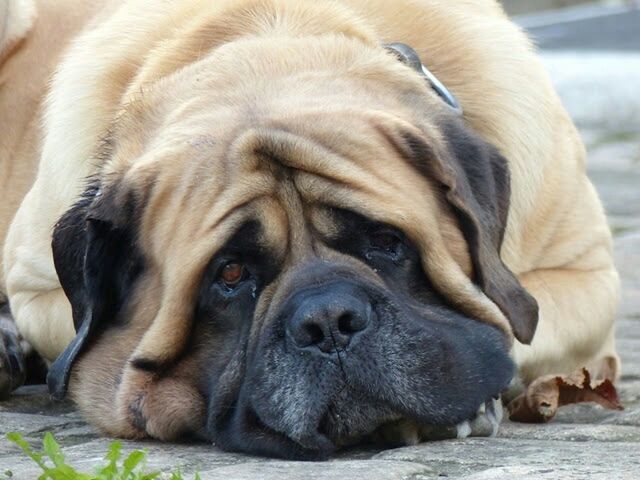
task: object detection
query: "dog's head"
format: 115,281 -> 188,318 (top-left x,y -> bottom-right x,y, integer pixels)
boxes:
48,33 -> 537,458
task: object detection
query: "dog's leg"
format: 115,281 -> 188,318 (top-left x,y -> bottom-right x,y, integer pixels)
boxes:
3,183 -> 78,363
0,303 -> 28,398
512,264 -> 620,385
2,283 -> 75,364
0,302 -> 51,398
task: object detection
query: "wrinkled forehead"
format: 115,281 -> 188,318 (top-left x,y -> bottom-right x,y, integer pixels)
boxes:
93,50 -> 468,281
117,113 -> 448,264
97,40 -> 455,249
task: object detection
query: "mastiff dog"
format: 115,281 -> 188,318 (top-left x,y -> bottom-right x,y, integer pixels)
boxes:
0,0 -> 620,459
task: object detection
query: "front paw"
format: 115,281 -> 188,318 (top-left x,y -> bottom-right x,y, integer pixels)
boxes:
0,306 -> 27,399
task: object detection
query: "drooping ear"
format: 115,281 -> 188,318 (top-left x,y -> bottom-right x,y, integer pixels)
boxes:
47,183 -> 143,398
408,117 -> 539,344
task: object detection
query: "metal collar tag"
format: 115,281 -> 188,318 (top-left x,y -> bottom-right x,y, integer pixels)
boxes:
384,43 -> 463,115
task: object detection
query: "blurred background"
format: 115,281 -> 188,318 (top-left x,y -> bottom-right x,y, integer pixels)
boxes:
504,0 -> 640,223
504,0 -> 639,132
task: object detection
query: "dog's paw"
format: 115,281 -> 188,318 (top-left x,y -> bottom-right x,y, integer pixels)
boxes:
0,306 -> 28,399
455,397 -> 503,439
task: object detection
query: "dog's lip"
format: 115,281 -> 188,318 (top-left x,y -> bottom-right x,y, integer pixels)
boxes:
316,400 -> 403,447
293,428 -> 336,454
246,376 -> 498,455
250,404 -> 337,456
315,395 -> 496,447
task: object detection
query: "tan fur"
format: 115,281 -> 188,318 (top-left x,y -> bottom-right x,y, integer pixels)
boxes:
1,0 -> 619,439
0,0 -> 37,62
0,0 -> 99,302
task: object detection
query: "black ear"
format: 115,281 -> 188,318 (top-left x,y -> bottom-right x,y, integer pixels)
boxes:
440,117 -> 538,343
47,184 -> 142,399
407,117 -> 539,343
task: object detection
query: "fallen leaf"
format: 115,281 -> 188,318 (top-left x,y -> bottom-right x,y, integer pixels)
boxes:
507,367 -> 623,423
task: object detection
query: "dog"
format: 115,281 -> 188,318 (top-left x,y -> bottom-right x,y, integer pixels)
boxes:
0,0 -> 620,458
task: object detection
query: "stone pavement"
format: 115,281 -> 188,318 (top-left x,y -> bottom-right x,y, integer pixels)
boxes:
2,18 -> 640,480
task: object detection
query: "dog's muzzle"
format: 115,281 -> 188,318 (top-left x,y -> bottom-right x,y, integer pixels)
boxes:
208,270 -> 514,459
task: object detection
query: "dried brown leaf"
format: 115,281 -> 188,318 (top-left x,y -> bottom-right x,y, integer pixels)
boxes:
508,367 -> 623,423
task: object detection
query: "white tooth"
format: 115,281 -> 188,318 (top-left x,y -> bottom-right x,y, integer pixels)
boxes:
402,427 -> 420,446
456,420 -> 472,439
486,398 -> 504,437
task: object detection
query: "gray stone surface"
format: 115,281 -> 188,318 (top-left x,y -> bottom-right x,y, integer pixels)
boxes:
519,3 -> 640,51
375,439 -> 640,479
541,52 -> 640,131
501,0 -> 594,16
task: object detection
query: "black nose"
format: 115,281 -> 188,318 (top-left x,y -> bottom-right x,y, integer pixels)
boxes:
287,291 -> 371,354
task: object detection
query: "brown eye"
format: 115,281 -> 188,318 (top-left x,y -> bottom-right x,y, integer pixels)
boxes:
220,262 -> 245,287
370,232 -> 399,251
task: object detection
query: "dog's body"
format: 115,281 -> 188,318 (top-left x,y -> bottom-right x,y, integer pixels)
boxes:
1,0 -> 619,457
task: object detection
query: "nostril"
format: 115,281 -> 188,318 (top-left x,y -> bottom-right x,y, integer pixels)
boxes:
337,313 -> 353,335
287,292 -> 372,353
337,312 -> 367,336
303,322 -> 325,347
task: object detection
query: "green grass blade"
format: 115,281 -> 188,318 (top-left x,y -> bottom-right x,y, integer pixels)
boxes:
139,473 -> 161,480
48,464 -> 92,480
122,450 -> 146,477
6,432 -> 48,470
8,432 -> 200,480
97,441 -> 122,478
106,441 -> 122,464
43,433 -> 66,467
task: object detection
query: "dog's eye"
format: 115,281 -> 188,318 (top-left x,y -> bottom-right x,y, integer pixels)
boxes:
219,262 -> 245,287
370,231 -> 401,252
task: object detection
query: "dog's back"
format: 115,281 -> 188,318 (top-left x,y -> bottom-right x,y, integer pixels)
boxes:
0,0 -> 108,297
